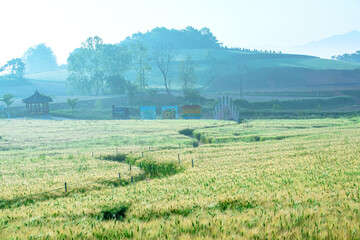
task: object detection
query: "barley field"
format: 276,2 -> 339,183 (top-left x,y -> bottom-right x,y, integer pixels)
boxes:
1,118 -> 360,239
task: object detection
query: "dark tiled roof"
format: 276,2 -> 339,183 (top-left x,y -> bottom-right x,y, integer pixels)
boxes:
22,90 -> 53,103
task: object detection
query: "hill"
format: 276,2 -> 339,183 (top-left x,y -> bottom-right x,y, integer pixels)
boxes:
290,30 -> 360,58
203,50 -> 360,93
4,27 -> 360,98
18,49 -> 360,95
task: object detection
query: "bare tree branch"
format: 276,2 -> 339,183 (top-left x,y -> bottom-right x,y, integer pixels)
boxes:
153,44 -> 174,94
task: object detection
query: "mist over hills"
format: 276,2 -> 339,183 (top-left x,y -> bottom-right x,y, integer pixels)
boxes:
2,27 -> 360,99
289,30 -> 360,59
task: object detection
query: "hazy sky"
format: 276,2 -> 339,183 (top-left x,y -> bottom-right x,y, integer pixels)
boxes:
0,0 -> 359,65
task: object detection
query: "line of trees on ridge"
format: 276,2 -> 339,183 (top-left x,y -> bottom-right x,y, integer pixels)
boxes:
66,26 -> 215,96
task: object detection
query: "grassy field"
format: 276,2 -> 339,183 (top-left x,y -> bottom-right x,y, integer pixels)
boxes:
1,118 -> 360,239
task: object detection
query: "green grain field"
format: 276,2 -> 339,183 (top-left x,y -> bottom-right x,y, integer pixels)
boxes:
1,118 -> 360,239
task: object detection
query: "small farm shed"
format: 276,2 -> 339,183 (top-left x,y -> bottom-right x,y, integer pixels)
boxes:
22,90 -> 53,116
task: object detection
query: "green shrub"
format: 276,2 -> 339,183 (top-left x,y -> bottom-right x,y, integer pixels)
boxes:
217,197 -> 254,212
242,136 -> 260,142
193,132 -> 201,141
234,96 -> 355,110
94,100 -> 103,109
138,159 -> 183,178
206,137 -> 214,144
100,154 -> 183,178
101,203 -> 129,221
178,128 -> 195,136
102,154 -> 127,162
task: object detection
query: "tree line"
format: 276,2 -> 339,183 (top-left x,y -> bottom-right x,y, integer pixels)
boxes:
0,43 -> 59,79
67,36 -> 198,96
0,26 -> 218,98
66,26 -> 223,96
123,26 -> 221,49
332,50 -> 360,63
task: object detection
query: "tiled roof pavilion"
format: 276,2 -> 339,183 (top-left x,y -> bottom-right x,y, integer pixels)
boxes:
22,90 -> 53,116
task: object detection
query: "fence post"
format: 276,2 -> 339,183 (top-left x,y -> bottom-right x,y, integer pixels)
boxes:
119,173 -> 121,179
65,182 -> 67,192
131,176 -> 133,183
130,165 -> 132,171
192,159 -> 194,168
142,152 -> 144,158
178,153 -> 180,164
91,152 -> 94,157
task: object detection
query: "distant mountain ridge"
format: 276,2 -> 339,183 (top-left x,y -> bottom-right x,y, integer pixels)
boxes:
290,30 -> 360,58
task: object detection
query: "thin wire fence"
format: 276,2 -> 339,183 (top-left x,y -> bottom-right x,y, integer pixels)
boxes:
0,144 -> 192,205
0,170 -> 131,204
1,123 -> 232,205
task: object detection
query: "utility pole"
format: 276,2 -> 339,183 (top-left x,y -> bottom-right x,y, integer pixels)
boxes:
239,77 -> 243,100
317,70 -> 320,101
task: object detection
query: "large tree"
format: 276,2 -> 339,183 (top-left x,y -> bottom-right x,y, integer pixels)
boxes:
67,36 -> 105,95
0,58 -> 25,79
67,48 -> 92,94
83,36 -> 106,95
67,36 -> 133,95
23,43 -> 58,73
102,43 -> 132,94
153,44 -> 174,94
178,54 -> 197,95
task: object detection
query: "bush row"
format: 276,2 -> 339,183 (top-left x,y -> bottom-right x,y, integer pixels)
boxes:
102,153 -> 184,178
233,96 -> 355,110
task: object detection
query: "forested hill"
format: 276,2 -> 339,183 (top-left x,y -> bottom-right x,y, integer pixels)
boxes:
18,26 -> 360,96
121,26 -> 221,49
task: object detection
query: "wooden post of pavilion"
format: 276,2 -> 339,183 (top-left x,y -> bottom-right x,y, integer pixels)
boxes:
22,90 -> 53,117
